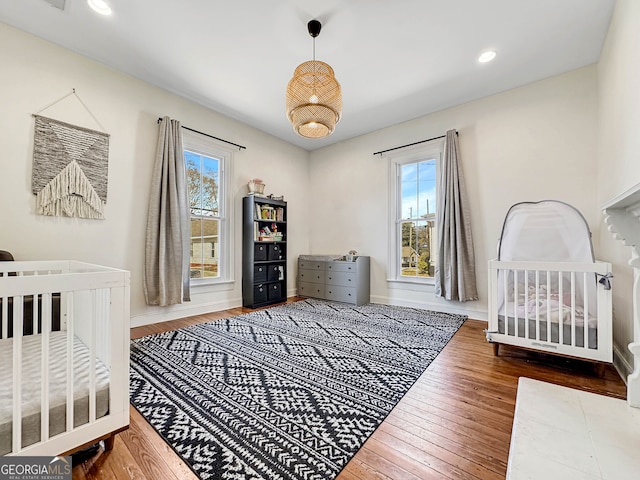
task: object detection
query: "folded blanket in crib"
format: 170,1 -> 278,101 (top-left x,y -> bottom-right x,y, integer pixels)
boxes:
515,299 -> 594,327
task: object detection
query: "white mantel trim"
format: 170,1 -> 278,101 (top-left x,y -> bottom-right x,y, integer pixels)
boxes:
603,182 -> 640,407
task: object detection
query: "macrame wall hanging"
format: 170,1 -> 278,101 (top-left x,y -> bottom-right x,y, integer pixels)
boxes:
31,89 -> 110,219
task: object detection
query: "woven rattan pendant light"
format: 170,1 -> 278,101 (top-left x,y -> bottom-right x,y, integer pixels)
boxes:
286,20 -> 342,139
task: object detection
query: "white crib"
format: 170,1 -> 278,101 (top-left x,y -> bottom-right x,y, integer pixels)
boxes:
0,260 -> 130,456
487,259 -> 612,363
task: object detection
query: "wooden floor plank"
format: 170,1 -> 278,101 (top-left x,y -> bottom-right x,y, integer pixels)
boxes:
374,423 -> 500,480
128,406 -> 199,480
78,436 -> 148,480
72,300 -> 626,479
382,412 -> 508,476
348,442 -> 431,480
337,457 -> 393,480
117,412 -> 184,480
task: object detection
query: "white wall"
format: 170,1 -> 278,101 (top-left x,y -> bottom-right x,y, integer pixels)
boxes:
309,66 -> 600,319
0,23 -> 310,326
597,0 -> 640,372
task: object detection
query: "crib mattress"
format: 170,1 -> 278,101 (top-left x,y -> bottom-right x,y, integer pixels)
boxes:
0,331 -> 110,454
498,316 -> 598,349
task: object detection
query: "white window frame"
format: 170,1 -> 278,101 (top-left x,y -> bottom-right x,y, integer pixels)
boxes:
183,130 -> 234,288
386,139 -> 444,286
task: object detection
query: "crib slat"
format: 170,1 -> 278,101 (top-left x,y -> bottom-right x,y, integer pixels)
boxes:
571,272 -> 576,347
99,289 -> 111,366
513,270 -> 519,338
535,271 -> 540,341
89,290 -> 97,423
66,291 -> 74,433
546,271 -> 551,343
583,272 -> 589,349
503,270 -> 509,335
558,271 -> 564,346
1,295 -> 7,339
12,296 -> 23,454
488,265 -> 498,333
33,293 -> 39,335
524,270 -> 529,340
41,293 -> 51,443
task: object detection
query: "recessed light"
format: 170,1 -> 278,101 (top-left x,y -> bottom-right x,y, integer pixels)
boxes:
87,0 -> 112,15
478,51 -> 496,63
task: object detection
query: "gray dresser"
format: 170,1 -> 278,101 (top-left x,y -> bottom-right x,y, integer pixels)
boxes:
298,255 -> 370,305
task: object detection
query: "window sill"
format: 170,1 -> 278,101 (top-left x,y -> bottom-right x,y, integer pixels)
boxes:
190,278 -> 235,292
386,277 -> 435,292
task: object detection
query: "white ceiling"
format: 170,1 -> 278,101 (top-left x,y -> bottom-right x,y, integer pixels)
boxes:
0,0 -> 615,151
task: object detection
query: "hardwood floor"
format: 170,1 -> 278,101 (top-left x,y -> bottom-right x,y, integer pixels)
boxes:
73,300 -> 626,479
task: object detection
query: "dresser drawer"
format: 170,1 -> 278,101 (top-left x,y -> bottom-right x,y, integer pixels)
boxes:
298,281 -> 325,298
298,269 -> 325,284
325,286 -> 357,304
326,261 -> 357,273
298,260 -> 325,271
325,271 -> 356,288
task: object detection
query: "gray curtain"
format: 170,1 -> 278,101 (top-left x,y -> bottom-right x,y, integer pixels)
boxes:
144,116 -> 191,306
434,130 -> 478,301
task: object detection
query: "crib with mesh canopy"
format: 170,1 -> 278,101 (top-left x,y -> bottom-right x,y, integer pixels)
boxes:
0,260 -> 130,456
487,201 -> 613,363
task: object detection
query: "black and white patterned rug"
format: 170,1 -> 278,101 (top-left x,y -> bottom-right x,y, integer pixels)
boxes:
129,299 -> 466,480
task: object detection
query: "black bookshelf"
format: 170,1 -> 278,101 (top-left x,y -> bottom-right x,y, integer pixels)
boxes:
242,195 -> 287,308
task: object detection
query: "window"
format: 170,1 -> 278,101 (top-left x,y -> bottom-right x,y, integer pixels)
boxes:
387,140 -> 443,284
183,131 -> 234,284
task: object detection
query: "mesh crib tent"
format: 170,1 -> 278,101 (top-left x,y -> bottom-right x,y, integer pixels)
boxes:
487,201 -> 613,363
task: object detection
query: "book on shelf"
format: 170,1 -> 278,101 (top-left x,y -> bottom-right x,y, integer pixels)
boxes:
253,201 -> 285,222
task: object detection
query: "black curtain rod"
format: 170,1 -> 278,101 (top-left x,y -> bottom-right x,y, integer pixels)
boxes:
157,117 -> 246,151
372,131 -> 457,156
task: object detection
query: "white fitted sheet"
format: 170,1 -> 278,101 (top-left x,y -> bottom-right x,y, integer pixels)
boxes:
0,331 -> 110,454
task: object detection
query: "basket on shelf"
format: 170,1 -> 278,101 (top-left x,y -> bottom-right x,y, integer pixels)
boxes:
248,179 -> 265,195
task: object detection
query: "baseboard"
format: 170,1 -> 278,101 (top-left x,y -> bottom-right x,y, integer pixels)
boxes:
131,297 -> 243,328
613,343 -> 633,385
131,289 -> 300,328
369,294 -> 488,321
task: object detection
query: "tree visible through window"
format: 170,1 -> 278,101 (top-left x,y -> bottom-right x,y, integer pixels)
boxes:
400,159 -> 437,278
186,151 -> 220,279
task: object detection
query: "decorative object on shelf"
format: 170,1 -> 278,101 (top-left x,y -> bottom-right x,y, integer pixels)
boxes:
346,249 -> 358,262
31,89 -> 109,219
286,19 -> 342,139
247,178 -> 265,195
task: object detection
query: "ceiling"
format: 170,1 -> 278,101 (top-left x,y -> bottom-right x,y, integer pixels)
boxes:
0,0 -> 615,151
